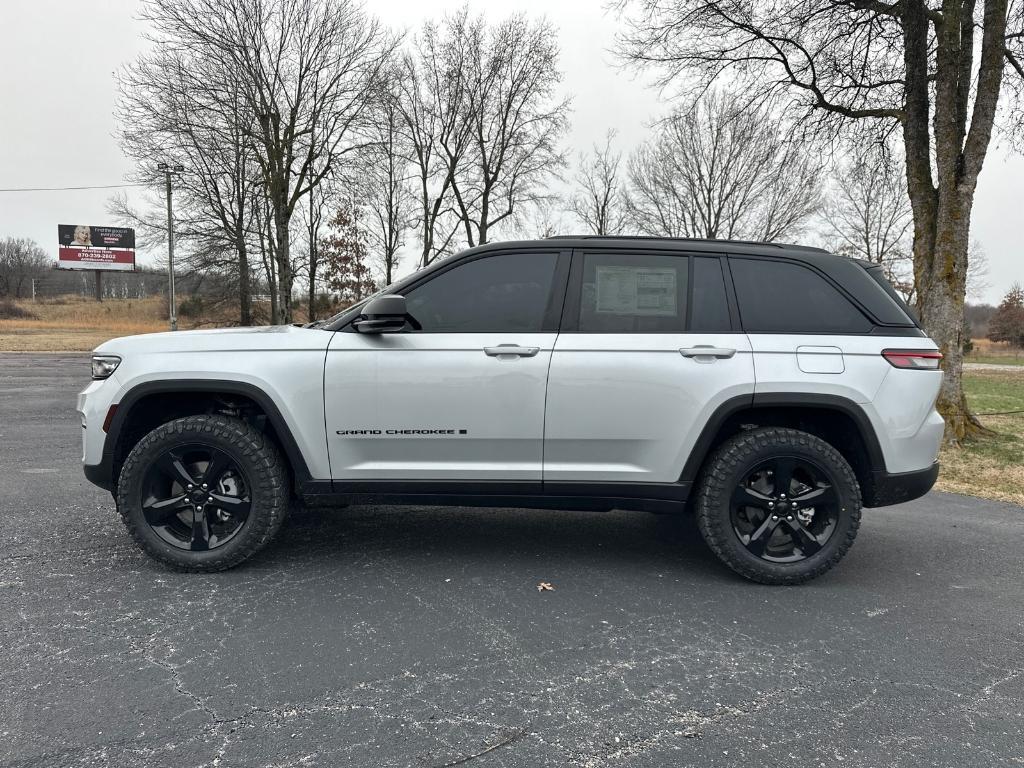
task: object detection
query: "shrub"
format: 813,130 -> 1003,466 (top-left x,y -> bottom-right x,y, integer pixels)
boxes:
0,298 -> 36,319
177,295 -> 205,319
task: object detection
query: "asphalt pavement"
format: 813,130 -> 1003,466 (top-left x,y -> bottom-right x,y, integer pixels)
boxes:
1,353 -> 1022,767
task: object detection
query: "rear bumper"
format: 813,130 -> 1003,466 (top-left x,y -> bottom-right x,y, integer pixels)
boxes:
863,462 -> 939,508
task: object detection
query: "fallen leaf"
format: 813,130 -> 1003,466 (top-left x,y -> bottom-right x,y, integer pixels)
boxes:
537,582 -> 554,592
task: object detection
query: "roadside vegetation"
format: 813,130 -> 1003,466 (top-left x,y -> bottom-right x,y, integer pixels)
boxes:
938,366 -> 1024,506
0,296 -> 169,351
966,338 -> 1024,366
0,295 -> 336,351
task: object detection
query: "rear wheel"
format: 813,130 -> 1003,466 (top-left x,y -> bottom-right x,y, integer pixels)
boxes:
695,427 -> 861,585
116,415 -> 289,571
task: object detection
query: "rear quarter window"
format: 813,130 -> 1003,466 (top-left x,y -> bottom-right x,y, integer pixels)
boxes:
865,265 -> 919,325
730,258 -> 873,334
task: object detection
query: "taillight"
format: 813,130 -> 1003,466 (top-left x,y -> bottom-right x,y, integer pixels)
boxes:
882,349 -> 942,370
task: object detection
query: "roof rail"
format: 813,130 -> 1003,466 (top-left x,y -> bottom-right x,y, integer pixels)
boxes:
544,234 -> 829,253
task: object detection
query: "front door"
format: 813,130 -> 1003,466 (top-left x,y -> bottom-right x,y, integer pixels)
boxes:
325,249 -> 568,484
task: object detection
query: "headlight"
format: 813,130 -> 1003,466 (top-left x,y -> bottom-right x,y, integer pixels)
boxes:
91,355 -> 121,380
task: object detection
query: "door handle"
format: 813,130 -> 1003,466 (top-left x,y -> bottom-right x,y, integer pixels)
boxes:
680,345 -> 736,361
483,344 -> 540,358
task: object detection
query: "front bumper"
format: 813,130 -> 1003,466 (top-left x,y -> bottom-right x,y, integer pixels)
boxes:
78,375 -> 122,493
84,460 -> 115,492
863,462 -> 940,508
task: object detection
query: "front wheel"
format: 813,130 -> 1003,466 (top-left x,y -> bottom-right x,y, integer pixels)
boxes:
695,427 -> 862,585
116,415 -> 290,571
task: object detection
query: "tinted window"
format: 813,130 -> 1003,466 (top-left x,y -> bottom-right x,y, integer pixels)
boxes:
731,258 -> 872,334
866,265 -> 918,324
404,252 -> 558,333
690,257 -> 731,332
578,252 -> 687,332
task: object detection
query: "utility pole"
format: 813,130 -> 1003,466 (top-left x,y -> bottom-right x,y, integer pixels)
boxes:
158,163 -> 185,331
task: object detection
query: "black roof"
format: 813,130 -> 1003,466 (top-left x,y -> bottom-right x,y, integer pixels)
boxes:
452,235 -> 831,262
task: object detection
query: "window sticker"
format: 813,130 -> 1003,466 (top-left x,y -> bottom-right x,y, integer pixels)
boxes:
595,266 -> 677,316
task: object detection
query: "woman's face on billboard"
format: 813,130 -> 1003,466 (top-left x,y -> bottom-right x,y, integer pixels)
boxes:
73,226 -> 90,245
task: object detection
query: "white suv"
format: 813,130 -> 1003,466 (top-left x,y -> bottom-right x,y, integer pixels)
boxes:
78,237 -> 944,584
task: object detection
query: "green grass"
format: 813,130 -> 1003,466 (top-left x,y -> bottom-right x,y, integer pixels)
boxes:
964,370 -> 1024,413
938,368 -> 1024,504
966,354 -> 1024,366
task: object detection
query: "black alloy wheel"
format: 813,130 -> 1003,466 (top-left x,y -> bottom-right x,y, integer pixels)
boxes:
695,427 -> 862,585
730,456 -> 839,563
141,444 -> 252,552
117,415 -> 289,571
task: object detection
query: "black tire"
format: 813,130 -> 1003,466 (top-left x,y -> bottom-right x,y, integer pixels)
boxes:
695,427 -> 862,585
116,415 -> 290,571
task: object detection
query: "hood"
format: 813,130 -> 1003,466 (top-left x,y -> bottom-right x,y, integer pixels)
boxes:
94,324 -> 333,356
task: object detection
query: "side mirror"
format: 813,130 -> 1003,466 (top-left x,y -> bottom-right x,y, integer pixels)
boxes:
352,294 -> 413,334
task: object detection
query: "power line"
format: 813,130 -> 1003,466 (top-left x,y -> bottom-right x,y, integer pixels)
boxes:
0,183 -> 147,193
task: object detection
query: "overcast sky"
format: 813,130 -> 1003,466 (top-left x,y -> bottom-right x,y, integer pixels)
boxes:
2,0 -> 1020,303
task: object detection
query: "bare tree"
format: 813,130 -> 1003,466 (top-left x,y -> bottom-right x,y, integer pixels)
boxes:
300,177 -> 334,322
397,12 -> 476,267
570,130 -> 629,235
0,238 -> 50,298
822,143 -> 915,298
358,75 -> 412,285
116,50 -> 261,324
967,240 -> 992,302
141,0 -> 395,324
626,92 -> 822,241
529,203 -> 567,239
615,0 -> 1024,441
451,13 -> 570,246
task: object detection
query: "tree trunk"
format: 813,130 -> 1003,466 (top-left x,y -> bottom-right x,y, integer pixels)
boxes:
901,0 -> 997,446
237,225 -> 252,326
913,187 -> 986,444
260,209 -> 279,325
273,210 -> 292,324
308,239 -> 318,323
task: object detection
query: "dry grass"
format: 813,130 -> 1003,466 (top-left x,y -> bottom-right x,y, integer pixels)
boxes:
937,367 -> 1024,505
967,338 -> 1024,366
0,296 -> 170,351
0,295 -> 328,351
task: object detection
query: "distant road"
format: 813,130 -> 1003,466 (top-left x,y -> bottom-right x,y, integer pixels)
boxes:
965,361 -> 1024,371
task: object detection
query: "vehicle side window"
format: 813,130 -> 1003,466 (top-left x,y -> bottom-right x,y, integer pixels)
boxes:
690,257 -> 732,332
578,252 -> 688,333
404,252 -> 559,333
730,258 -> 872,334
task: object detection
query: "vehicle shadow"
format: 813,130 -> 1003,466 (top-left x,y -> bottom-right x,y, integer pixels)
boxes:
261,503 -> 729,579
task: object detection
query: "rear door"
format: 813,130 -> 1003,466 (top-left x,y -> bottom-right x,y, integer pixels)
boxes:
325,248 -> 569,484
727,257 -> 892,405
543,249 -> 755,486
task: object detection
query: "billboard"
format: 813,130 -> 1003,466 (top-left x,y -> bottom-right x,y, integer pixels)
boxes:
57,225 -> 136,271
